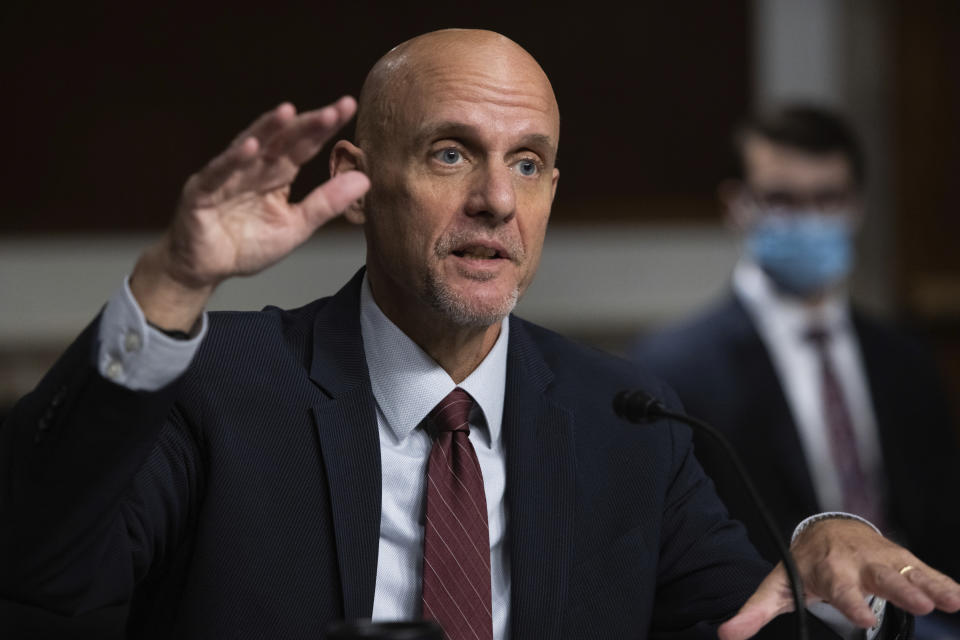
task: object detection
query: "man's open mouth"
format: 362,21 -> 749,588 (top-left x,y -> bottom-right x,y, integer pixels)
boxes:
452,245 -> 506,260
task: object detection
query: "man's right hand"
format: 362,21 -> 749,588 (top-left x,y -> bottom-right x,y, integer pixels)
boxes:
130,97 -> 371,332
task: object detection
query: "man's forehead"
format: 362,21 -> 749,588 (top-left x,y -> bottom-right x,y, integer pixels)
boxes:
357,29 -> 559,151
399,62 -> 558,144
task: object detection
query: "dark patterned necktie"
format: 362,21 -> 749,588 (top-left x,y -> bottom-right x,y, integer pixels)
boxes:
421,388 -> 492,640
806,327 -> 885,528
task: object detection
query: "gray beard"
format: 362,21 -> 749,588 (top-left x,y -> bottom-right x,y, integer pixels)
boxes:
422,270 -> 520,328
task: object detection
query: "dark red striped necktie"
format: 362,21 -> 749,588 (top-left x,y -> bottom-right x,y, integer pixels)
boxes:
421,388 -> 492,640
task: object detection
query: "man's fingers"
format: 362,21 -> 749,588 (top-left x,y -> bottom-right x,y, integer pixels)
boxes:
186,97 -> 358,204
283,113 -> 341,167
857,563 -> 932,616
718,605 -> 779,640
230,102 -> 297,147
825,581 -> 878,628
899,566 -> 960,613
329,95 -> 358,125
263,96 -> 358,167
718,566 -> 794,640
186,136 -> 260,198
296,170 -> 370,228
185,103 -> 297,199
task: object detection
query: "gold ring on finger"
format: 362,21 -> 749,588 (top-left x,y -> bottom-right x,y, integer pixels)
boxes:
899,565 -> 916,576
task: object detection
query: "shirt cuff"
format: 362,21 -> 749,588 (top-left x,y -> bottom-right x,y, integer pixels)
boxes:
793,512 -> 886,640
791,511 -> 882,542
95,276 -> 207,391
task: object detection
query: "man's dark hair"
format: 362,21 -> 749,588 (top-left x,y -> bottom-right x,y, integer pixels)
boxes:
732,104 -> 865,185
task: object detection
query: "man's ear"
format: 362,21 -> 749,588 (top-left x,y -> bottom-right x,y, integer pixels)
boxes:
718,179 -> 750,231
330,140 -> 367,225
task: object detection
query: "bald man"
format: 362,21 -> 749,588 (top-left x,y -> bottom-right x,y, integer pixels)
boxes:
2,30 -> 958,640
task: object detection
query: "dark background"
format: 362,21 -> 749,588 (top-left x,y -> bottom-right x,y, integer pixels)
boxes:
1,2 -> 749,233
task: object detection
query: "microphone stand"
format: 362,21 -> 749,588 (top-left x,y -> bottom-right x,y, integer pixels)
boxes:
614,389 -> 809,640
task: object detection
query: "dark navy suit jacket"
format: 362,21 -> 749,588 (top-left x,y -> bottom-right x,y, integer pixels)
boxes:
2,272 -> 843,639
631,293 -> 960,583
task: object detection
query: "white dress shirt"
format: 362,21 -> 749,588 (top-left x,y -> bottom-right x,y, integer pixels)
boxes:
733,259 -> 887,514
96,277 -> 207,390
359,277 -> 511,638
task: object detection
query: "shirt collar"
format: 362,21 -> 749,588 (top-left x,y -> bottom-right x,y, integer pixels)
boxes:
359,274 -> 509,446
732,257 -> 851,340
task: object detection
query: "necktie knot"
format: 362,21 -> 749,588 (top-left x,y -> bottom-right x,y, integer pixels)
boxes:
429,388 -> 474,436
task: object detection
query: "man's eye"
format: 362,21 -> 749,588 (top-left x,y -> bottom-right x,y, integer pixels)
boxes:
516,159 -> 539,176
435,148 -> 462,165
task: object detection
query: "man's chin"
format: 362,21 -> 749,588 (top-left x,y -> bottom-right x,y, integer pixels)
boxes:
425,278 -> 519,328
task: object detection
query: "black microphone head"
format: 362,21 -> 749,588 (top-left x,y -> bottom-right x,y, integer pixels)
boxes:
613,389 -> 666,423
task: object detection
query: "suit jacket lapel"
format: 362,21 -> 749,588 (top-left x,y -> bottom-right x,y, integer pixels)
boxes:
504,319 -> 576,639
309,270 -> 382,620
726,295 -> 820,515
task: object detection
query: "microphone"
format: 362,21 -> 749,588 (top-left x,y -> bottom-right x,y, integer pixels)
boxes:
613,388 -> 669,422
614,389 -> 809,640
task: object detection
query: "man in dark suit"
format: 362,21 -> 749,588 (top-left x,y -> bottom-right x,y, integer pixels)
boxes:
2,32 -> 958,640
632,105 -> 960,636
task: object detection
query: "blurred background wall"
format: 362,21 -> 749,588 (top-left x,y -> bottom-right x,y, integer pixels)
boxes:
2,0 -> 958,420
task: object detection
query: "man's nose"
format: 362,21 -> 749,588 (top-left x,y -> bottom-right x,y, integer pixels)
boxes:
465,161 -> 516,223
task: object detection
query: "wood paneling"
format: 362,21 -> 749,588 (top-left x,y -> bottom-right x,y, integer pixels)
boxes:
893,0 -> 960,419
894,1 -> 960,318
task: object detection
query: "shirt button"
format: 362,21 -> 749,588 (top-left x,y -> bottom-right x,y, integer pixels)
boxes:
106,360 -> 124,381
124,330 -> 142,353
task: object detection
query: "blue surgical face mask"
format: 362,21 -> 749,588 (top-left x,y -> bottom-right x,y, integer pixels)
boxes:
746,212 -> 854,296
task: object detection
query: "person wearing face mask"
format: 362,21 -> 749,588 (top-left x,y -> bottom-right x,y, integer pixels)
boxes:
630,105 -> 960,637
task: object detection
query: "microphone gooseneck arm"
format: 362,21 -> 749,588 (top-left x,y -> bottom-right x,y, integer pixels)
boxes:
614,389 -> 809,640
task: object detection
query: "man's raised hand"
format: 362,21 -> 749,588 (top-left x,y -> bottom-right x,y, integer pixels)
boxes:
130,97 -> 370,331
